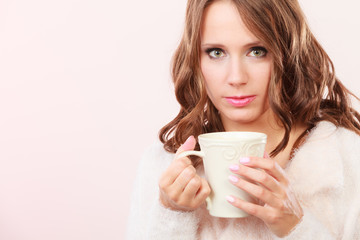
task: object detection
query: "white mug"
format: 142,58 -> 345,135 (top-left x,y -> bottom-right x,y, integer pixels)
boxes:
177,131 -> 267,218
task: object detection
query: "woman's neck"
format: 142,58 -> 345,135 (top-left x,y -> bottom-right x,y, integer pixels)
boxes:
222,110 -> 283,152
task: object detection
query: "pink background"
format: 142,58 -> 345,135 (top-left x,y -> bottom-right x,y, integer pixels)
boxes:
0,0 -> 359,239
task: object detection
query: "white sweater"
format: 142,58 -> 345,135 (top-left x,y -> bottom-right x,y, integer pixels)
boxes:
127,121 -> 360,239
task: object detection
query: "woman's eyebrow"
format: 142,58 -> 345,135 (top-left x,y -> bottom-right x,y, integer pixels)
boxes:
201,41 -> 264,49
201,43 -> 226,49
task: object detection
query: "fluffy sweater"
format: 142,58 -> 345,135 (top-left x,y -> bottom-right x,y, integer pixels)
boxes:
127,121 -> 360,239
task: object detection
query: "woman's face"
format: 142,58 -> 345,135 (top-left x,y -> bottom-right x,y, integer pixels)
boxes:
200,0 -> 274,130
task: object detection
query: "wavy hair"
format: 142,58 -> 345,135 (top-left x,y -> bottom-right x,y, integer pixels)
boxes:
159,0 -> 360,165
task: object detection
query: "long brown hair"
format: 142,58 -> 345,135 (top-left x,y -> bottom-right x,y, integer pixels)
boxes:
159,0 -> 360,163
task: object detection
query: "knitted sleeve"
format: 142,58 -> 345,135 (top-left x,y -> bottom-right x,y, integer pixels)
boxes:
276,207 -> 335,239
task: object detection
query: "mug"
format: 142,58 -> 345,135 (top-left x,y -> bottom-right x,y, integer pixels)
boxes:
177,131 -> 267,218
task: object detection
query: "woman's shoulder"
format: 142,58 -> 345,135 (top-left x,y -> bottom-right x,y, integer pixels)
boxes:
288,121 -> 360,196
335,123 -> 360,147
306,120 -> 360,147
299,120 -> 360,166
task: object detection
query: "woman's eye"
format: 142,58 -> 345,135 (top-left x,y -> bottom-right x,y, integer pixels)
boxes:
206,48 -> 225,59
248,47 -> 267,57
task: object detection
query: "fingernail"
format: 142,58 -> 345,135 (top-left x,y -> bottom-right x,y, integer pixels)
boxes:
239,157 -> 250,164
226,195 -> 235,203
182,136 -> 194,149
229,164 -> 239,171
228,175 -> 239,183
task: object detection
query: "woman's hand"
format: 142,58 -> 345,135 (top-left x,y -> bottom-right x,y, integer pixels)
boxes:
227,156 -> 303,237
158,136 -> 211,212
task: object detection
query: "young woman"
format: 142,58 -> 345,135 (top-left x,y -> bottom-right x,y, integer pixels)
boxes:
127,0 -> 360,239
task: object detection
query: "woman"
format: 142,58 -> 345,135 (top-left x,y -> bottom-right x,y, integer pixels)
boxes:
127,0 -> 360,239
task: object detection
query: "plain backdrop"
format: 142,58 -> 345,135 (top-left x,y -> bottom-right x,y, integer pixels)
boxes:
0,0 -> 359,239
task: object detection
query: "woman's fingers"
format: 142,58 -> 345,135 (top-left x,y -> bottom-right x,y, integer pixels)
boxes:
239,157 -> 288,184
229,164 -> 284,196
179,177 -> 211,208
228,157 -> 291,208
228,174 -> 282,209
170,165 -> 197,197
194,177 -> 211,203
226,195 -> 277,223
159,158 -> 190,189
227,193 -> 303,237
165,172 -> 210,209
159,136 -> 210,210
227,156 -> 303,237
180,176 -> 203,205
159,136 -> 196,188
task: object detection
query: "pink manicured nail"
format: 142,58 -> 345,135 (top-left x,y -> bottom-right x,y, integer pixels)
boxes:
226,195 -> 235,203
229,164 -> 239,171
182,136 -> 194,149
239,157 -> 250,164
228,175 -> 239,183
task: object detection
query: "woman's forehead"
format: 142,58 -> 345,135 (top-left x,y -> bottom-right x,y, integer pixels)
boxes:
200,1 -> 260,46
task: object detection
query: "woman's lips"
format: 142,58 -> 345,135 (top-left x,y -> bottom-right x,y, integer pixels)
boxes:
225,96 -> 256,107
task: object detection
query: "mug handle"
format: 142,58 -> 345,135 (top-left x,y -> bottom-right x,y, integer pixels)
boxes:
175,150 -> 212,211
176,150 -> 205,160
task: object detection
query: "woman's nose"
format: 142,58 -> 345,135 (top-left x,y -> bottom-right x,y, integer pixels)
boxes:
227,57 -> 248,87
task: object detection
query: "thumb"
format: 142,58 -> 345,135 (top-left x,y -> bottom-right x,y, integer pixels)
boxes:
176,135 -> 196,156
